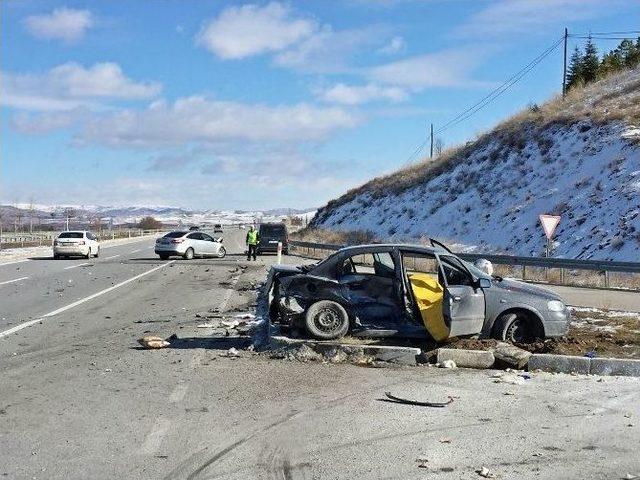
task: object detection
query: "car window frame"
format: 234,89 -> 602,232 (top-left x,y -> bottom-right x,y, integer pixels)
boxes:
187,232 -> 203,240
339,251 -> 396,279
437,254 -> 475,288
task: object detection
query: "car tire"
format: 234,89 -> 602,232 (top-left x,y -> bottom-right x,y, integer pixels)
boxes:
305,300 -> 350,340
94,247 -> 100,258
86,248 -> 92,259
159,254 -> 169,260
494,311 -> 541,344
217,246 -> 226,258
183,248 -> 194,260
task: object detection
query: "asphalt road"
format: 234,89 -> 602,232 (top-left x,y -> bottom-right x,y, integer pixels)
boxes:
1,230 -> 639,479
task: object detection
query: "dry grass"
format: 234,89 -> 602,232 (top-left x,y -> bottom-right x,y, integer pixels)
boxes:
313,66 -> 640,219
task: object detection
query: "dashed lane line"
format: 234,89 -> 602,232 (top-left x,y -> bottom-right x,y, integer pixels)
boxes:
0,276 -> 29,286
64,262 -> 90,270
0,260 -> 176,339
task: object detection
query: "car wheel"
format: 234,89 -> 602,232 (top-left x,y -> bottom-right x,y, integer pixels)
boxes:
86,248 -> 92,259
494,312 -> 541,344
217,246 -> 226,258
94,247 -> 100,258
305,300 -> 349,340
183,248 -> 194,260
159,254 -> 169,260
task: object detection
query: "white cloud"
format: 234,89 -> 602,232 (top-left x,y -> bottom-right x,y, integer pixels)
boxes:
76,96 -> 360,147
455,0 -> 623,37
370,48 -> 485,89
378,36 -> 406,55
23,8 -> 94,43
319,83 -> 408,105
2,62 -> 162,111
274,25 -> 383,74
197,2 -> 316,59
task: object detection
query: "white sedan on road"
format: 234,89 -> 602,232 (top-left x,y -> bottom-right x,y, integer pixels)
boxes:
53,231 -> 100,259
155,231 -> 226,260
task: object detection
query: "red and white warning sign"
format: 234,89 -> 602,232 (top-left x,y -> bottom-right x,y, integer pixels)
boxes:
539,214 -> 561,240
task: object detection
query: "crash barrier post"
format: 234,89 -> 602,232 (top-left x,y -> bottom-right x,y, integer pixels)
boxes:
288,240 -> 640,291
277,242 -> 282,264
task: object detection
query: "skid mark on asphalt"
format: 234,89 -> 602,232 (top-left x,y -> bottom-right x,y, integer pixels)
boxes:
138,418 -> 172,456
0,276 -> 29,286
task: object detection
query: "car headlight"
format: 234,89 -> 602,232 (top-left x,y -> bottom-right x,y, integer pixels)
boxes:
547,300 -> 565,312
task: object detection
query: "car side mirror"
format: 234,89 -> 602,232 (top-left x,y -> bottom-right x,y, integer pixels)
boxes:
477,278 -> 491,289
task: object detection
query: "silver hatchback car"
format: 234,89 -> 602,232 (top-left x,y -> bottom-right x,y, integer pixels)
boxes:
155,231 -> 226,260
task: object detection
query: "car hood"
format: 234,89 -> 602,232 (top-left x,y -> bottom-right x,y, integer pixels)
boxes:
491,278 -> 561,301
271,264 -> 303,275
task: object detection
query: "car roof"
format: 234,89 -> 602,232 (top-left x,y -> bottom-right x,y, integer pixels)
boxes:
60,230 -> 87,234
337,243 -> 447,256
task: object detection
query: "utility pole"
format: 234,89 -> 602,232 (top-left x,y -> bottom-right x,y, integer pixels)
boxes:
429,123 -> 434,159
562,27 -> 568,98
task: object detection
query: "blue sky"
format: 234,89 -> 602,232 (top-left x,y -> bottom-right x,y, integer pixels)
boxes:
2,0 -> 638,210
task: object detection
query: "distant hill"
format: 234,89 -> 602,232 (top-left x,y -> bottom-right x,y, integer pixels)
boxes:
310,67 -> 640,261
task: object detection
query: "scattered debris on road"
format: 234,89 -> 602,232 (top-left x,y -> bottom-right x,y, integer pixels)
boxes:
137,336 -> 170,349
476,466 -> 495,478
383,392 -> 454,408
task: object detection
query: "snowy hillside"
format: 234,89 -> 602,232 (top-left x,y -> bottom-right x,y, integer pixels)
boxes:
1,204 -> 316,227
311,68 -> 640,261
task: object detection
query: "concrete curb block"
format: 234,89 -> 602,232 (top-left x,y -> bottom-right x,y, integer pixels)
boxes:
437,348 -> 495,369
272,336 -> 421,365
528,354 -> 640,377
589,358 -> 640,377
528,354 -> 591,374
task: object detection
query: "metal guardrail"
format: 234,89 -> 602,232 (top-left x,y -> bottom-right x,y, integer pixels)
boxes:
289,240 -> 640,289
0,229 -> 164,249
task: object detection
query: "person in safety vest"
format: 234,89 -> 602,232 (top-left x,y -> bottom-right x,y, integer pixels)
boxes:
246,225 -> 259,261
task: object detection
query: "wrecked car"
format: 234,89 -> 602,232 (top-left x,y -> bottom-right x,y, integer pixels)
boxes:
268,242 -> 569,343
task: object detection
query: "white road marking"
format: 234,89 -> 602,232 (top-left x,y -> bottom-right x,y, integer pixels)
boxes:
0,276 -> 29,286
169,385 -> 188,403
130,249 -> 141,253
64,262 -> 90,270
104,254 -> 120,260
0,259 -> 31,267
138,418 -> 171,456
0,260 -> 176,339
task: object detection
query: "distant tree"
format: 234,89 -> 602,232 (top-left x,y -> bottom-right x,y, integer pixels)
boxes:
566,46 -> 584,90
581,37 -> 599,84
138,216 -> 163,230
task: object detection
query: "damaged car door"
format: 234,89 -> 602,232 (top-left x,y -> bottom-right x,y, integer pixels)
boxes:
437,254 -> 486,337
339,251 -> 403,327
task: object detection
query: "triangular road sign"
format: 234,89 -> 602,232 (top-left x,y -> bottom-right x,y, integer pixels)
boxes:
539,214 -> 561,240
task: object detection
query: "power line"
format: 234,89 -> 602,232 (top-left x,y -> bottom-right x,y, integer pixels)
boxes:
433,36 -> 564,135
575,30 -> 640,35
571,35 -> 640,40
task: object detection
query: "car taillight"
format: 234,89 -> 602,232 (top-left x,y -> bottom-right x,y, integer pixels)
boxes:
171,239 -> 184,244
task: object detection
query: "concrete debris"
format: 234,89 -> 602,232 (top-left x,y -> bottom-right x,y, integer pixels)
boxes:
225,347 -> 240,357
492,342 -> 532,369
440,359 -> 457,369
476,467 -> 495,478
137,336 -> 170,349
491,371 -> 527,385
416,458 -> 429,469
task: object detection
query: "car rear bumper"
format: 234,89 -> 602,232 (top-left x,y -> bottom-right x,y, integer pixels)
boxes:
54,245 -> 89,256
155,244 -> 186,254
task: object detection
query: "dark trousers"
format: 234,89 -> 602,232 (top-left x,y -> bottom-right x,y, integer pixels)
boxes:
247,244 -> 257,260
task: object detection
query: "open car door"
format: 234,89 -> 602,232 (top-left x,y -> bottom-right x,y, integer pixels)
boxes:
436,254 -> 485,337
